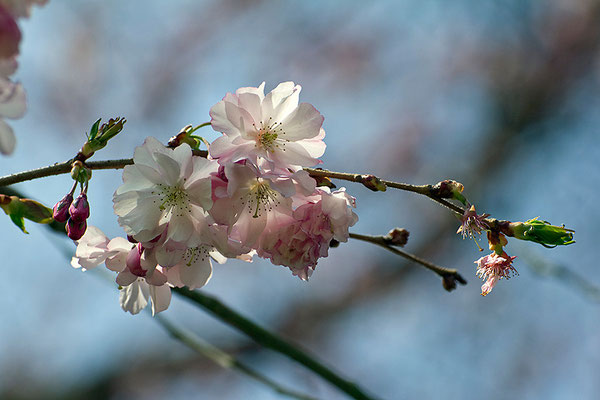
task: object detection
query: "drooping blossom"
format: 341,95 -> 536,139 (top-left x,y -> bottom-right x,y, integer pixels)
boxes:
258,187 -> 358,280
475,251 -> 518,296
209,82 -> 326,170
71,226 -> 172,315
113,137 -> 216,246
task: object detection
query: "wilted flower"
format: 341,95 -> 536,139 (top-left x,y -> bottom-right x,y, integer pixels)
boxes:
475,251 -> 517,296
457,205 -> 489,240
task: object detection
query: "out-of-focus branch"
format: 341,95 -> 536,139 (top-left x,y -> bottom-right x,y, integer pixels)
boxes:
155,315 -> 320,400
173,287 -> 380,400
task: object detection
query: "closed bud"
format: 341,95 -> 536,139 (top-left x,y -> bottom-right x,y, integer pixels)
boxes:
67,218 -> 87,240
361,174 -> 387,192
52,193 -> 73,223
69,193 -> 90,222
432,180 -> 467,205
384,227 -> 409,246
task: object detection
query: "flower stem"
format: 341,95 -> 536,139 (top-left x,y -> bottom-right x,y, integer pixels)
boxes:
348,232 -> 467,286
155,315 -> 319,400
172,287 -> 380,400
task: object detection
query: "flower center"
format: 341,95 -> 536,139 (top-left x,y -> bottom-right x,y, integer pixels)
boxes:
244,179 -> 281,218
154,184 -> 191,215
184,245 -> 211,266
253,117 -> 287,153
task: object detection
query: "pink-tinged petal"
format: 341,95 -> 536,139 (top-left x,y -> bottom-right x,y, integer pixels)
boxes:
210,97 -> 241,136
165,212 -> 193,243
119,280 -> 149,315
0,119 -> 15,154
263,82 -> 300,121
237,92 -> 263,126
271,140 -> 321,167
185,177 -> 213,210
481,275 -> 499,296
236,82 -> 265,100
230,208 -> 268,248
153,152 -> 182,187
298,129 -> 326,158
149,284 -> 171,315
155,245 -> 186,267
105,237 -> 132,272
0,80 -> 25,119
116,270 -> 138,286
170,143 -> 193,178
116,165 -> 155,194
146,269 -> 168,286
280,102 -> 323,141
178,256 -> 213,290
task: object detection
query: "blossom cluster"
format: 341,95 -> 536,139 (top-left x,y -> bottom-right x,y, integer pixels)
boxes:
0,0 -> 46,155
72,82 -> 358,314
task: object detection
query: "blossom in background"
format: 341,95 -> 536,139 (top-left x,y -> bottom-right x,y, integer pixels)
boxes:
209,81 -> 326,170
475,251 -> 518,296
0,0 -> 48,19
113,137 -> 216,245
0,0 -> 46,155
0,76 -> 25,154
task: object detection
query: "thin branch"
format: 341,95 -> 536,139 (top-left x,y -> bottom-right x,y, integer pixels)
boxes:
348,232 -> 467,289
305,168 -> 466,216
155,315 -> 320,400
172,287 -> 380,400
0,155 -> 464,216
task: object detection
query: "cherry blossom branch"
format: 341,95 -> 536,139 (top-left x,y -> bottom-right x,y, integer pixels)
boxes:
304,168 -> 466,215
0,155 -> 462,218
173,287 -> 379,400
155,315 -> 319,400
348,232 -> 467,291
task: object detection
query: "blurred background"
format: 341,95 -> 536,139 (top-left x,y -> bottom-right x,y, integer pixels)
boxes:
0,0 -> 599,399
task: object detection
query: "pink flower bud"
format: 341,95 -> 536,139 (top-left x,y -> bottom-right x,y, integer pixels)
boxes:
52,193 -> 73,223
67,218 -> 87,240
126,243 -> 146,277
69,193 -> 90,222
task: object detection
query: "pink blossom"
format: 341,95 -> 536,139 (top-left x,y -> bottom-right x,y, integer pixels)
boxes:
0,0 -> 47,19
475,251 -> 518,296
258,187 -> 358,280
209,82 -> 326,170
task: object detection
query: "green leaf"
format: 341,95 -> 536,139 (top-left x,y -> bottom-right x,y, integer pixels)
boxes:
88,118 -> 102,141
0,195 -> 54,234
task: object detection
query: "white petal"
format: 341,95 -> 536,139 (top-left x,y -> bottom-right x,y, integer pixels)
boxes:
0,119 -> 15,155
280,102 -> 323,141
119,280 -> 150,315
179,256 -> 213,289
149,284 -> 171,315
